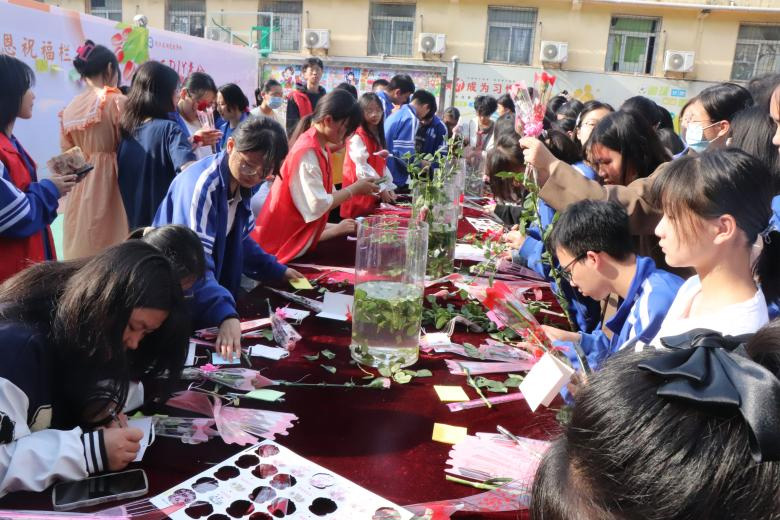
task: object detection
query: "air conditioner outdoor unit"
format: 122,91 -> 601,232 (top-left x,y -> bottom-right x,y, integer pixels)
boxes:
540,41 -> 568,63
419,33 -> 446,54
304,29 -> 330,49
205,26 -> 231,43
664,50 -> 695,73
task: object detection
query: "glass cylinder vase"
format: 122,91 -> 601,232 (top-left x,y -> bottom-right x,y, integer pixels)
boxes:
412,180 -> 460,278
350,216 -> 429,368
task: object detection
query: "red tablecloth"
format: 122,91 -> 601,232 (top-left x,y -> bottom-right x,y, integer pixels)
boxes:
0,212 -> 562,519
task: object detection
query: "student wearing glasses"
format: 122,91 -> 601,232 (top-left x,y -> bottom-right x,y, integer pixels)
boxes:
153,116 -> 304,361
541,200 -> 682,371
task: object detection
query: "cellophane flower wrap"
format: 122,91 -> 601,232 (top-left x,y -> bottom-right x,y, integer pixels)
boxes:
272,307 -> 302,350
478,282 -> 552,356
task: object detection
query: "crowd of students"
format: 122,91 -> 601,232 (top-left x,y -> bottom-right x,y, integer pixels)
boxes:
2,39 -> 780,516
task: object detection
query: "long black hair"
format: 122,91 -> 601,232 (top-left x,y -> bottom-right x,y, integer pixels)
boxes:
357,92 -> 387,148
288,89 -> 361,147
73,40 -> 120,84
531,329 -> 780,519
120,61 -> 180,135
587,110 -> 670,184
0,241 -> 188,428
0,55 -> 34,132
697,82 -> 754,123
652,148 -> 780,301
218,83 -> 249,113
729,106 -> 780,191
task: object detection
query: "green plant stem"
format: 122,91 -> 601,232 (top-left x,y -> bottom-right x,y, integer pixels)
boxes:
445,475 -> 502,491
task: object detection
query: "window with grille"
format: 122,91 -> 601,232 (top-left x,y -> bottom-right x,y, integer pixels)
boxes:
259,0 -> 302,52
90,0 -> 121,21
605,16 -> 660,74
167,0 -> 206,38
368,3 -> 415,57
731,24 -> 780,81
485,7 -> 537,65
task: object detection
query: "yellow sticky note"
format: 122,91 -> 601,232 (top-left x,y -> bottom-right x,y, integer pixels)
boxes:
434,385 -> 470,402
432,423 -> 468,445
289,277 -> 313,290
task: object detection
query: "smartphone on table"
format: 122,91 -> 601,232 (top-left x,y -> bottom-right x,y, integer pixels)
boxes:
51,468 -> 148,511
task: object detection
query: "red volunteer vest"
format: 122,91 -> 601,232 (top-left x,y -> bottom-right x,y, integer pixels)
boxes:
251,127 -> 332,263
289,90 -> 314,119
0,133 -> 55,283
340,127 -> 386,219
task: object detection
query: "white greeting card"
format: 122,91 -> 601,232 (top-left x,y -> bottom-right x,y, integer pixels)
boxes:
519,352 -> 574,412
150,440 -> 412,519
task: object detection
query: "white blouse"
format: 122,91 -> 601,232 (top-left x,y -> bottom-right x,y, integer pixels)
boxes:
646,276 -> 769,347
347,134 -> 396,192
289,148 -> 333,225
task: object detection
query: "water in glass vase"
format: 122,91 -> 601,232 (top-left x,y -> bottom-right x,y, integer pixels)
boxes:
350,281 -> 424,368
426,226 -> 457,278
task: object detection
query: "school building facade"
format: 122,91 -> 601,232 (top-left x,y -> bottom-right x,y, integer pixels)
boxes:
44,0 -> 780,83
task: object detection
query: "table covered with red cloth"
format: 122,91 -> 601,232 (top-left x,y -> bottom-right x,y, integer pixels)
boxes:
0,211 -> 563,519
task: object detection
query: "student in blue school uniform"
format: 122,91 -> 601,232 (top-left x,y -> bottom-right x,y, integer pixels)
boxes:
153,116 -> 304,361
215,83 -> 250,152
415,111 -> 448,156
117,61 -> 198,229
375,74 -> 415,119
541,200 -> 684,371
384,89 -> 437,190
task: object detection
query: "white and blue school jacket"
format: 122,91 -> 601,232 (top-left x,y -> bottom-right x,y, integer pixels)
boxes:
767,194 -> 780,319
377,90 -> 394,119
385,104 -> 419,187
511,198 -> 601,333
153,152 -> 287,328
0,162 -> 59,239
566,256 -> 683,371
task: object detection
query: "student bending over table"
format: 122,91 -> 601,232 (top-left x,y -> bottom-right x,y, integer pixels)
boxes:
0,241 -> 189,495
252,89 -> 380,264
154,116 -> 304,360
540,200 -> 683,371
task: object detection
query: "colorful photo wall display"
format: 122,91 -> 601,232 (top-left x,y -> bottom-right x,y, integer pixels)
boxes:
150,440 -> 412,519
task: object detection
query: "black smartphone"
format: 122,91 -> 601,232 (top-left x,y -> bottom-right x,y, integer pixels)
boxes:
74,164 -> 94,178
52,468 -> 148,511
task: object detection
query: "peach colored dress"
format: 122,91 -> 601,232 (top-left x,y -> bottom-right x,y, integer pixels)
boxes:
59,86 -> 128,259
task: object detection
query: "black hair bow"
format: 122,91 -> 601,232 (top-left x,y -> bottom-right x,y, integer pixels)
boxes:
638,328 -> 780,463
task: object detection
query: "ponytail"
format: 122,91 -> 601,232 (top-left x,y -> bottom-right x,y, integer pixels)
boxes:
754,229 -> 780,303
288,113 -> 314,149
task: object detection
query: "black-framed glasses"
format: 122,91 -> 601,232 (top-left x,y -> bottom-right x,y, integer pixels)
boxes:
559,254 -> 586,282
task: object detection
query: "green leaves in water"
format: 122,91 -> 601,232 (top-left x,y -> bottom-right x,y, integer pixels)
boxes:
352,286 -> 423,339
426,227 -> 457,278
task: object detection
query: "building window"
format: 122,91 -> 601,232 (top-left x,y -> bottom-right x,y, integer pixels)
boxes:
90,0 -> 122,21
485,7 -> 537,65
259,0 -> 302,52
731,24 -> 780,81
605,16 -> 660,74
368,3 -> 415,57
167,0 -> 206,38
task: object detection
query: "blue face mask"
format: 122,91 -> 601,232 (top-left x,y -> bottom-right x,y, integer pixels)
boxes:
684,121 -> 719,154
267,96 -> 284,110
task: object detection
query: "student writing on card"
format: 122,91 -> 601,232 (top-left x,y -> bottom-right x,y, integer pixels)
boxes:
540,200 -> 683,371
154,117 -> 304,360
0,241 -> 189,495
